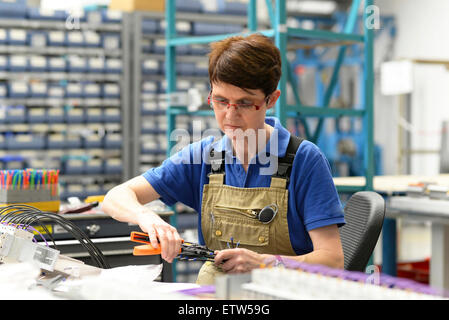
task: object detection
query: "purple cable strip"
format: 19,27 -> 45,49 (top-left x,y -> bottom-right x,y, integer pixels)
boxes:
177,285 -> 216,296
279,257 -> 449,298
0,222 -> 49,247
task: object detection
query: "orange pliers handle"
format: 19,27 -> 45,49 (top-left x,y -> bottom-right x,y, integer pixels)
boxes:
130,231 -> 183,256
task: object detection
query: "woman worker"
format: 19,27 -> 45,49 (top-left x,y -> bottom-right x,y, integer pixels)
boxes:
102,33 -> 345,285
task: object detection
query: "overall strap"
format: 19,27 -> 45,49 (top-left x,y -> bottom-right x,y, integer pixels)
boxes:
207,135 -> 304,187
270,135 -> 304,189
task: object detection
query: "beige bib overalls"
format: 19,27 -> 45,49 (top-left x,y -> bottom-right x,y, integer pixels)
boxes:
196,141 -> 301,285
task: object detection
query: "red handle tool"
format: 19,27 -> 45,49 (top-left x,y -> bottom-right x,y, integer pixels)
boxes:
130,231 -> 183,256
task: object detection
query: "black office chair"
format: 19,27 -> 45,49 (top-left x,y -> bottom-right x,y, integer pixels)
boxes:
340,191 -> 386,272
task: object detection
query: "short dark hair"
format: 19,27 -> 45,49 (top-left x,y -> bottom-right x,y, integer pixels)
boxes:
208,33 -> 282,96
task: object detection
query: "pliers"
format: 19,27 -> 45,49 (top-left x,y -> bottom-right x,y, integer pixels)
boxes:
130,231 -> 216,262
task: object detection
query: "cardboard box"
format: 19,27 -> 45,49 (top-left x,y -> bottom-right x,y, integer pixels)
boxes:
109,0 -> 165,12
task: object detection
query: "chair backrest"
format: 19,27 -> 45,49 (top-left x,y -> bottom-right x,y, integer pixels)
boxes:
340,191 -> 385,272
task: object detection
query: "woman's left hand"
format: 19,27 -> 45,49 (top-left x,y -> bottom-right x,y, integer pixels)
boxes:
214,248 -> 269,273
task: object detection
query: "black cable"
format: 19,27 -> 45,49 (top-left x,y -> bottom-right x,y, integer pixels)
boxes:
41,212 -> 109,268
0,205 -> 110,269
0,206 -> 58,249
2,205 -> 108,268
29,211 -> 108,268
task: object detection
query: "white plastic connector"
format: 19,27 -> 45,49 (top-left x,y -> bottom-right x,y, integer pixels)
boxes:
0,225 -> 59,271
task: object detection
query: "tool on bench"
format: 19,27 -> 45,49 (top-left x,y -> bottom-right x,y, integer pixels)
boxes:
130,231 -> 217,262
58,201 -> 99,214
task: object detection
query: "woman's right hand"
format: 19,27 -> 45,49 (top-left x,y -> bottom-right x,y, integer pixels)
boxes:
136,209 -> 183,263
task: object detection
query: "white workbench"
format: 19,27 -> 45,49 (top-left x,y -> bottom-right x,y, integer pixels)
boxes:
387,196 -> 449,291
334,174 -> 449,291
334,174 -> 449,195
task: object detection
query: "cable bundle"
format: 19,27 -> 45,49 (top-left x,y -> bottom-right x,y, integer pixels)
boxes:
0,204 -> 110,269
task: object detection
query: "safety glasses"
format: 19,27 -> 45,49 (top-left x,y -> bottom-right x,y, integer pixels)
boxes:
207,91 -> 269,114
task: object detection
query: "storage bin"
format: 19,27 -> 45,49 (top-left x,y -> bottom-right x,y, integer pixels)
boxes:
47,85 -> 65,99
142,19 -> 159,34
86,108 -> 103,123
104,158 -> 122,174
101,9 -> 122,23
142,81 -> 158,94
220,1 -> 247,15
47,108 -> 65,123
104,133 -> 122,149
47,133 -> 66,149
65,83 -> 83,98
83,83 -> 101,98
101,33 -> 121,51
65,134 -> 82,148
28,108 -> 47,123
84,30 -> 101,47
192,22 -> 226,35
86,57 -> 105,73
84,134 -> 103,148
103,108 -> 120,122
26,7 -> 66,20
65,107 -> 85,123
7,29 -> 27,45
142,59 -> 160,74
28,31 -> 47,47
29,56 -> 47,72
47,31 -> 66,46
0,0 -> 27,19
6,105 -> 26,123
6,134 -> 45,150
194,61 -> 208,76
48,57 -> 66,72
29,82 -> 48,98
64,159 -> 85,174
66,31 -> 84,47
153,39 -> 165,54
8,55 -> 28,72
190,44 -> 209,55
176,0 -> 202,13
67,56 -> 87,73
102,83 -> 120,99
8,81 -> 28,98
105,58 -> 122,74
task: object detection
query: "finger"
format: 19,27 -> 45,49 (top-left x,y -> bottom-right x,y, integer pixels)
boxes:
156,229 -> 168,260
222,255 -> 244,273
172,230 -> 183,260
214,249 -> 235,265
147,228 -> 159,249
164,229 -> 176,262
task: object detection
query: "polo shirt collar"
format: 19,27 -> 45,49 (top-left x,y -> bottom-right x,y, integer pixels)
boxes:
211,116 -> 291,158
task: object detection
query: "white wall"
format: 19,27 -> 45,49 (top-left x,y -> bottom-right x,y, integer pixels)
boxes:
375,0 -> 449,175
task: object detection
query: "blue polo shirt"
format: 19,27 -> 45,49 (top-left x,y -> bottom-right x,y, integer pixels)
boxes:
143,117 -> 345,255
